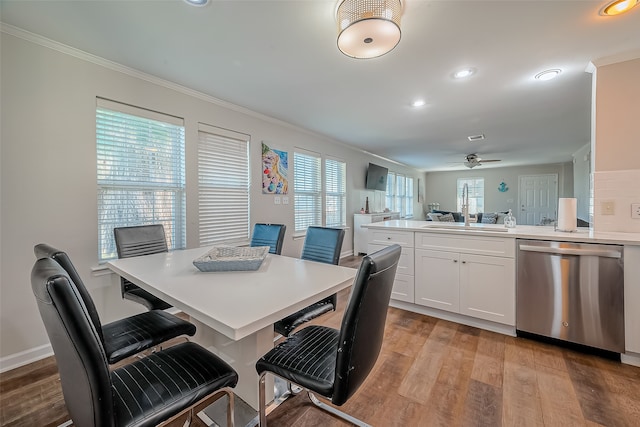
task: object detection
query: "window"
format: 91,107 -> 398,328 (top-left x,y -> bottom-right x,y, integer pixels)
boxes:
96,99 -> 185,261
325,158 -> 347,228
294,150 -> 347,233
294,150 -> 322,232
457,177 -> 484,213
198,124 -> 250,246
385,172 -> 414,218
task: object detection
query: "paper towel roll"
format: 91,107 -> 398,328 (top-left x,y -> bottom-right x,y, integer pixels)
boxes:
557,198 -> 577,232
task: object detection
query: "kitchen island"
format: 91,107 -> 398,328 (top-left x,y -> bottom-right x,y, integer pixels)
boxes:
362,220 -> 640,366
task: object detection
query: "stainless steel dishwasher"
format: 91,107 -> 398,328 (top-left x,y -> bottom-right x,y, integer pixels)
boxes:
516,239 -> 624,353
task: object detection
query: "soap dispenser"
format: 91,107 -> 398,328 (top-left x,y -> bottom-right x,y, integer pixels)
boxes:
504,209 -> 516,228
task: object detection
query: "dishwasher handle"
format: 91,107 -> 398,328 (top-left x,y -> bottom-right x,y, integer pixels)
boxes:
518,244 -> 622,259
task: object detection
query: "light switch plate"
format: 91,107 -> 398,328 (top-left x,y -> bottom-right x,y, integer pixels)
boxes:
282,196 -> 289,205
274,196 -> 281,205
601,201 -> 614,215
632,203 -> 640,219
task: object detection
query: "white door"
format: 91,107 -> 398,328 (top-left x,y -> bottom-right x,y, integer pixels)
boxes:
518,174 -> 558,225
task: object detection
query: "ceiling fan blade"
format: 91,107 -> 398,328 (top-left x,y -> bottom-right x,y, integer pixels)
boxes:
479,159 -> 501,163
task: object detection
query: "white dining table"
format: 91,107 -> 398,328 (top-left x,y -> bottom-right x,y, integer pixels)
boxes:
107,246 -> 357,410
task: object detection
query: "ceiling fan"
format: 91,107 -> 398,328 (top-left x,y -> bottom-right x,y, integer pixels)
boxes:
463,153 -> 501,169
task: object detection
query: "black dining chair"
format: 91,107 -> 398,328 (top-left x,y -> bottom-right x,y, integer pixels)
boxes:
250,223 -> 286,255
34,243 -> 196,364
256,244 -> 402,426
114,224 -> 173,311
31,257 -> 238,427
273,226 -> 345,337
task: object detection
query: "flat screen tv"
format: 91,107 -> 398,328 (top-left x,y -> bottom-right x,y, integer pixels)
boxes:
365,163 -> 388,191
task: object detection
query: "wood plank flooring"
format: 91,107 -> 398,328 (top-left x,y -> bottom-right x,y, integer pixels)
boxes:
2,255 -> 640,426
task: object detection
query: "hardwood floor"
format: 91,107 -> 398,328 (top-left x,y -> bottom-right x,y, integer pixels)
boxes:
3,255 -> 640,426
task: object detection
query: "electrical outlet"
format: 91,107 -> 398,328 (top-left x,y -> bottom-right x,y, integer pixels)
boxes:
632,203 -> 640,219
601,201 -> 615,215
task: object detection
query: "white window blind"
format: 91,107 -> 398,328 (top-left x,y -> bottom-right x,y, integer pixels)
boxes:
198,124 -> 250,246
385,172 -> 414,218
294,150 -> 322,232
96,98 -> 186,261
457,177 -> 485,213
325,158 -> 347,227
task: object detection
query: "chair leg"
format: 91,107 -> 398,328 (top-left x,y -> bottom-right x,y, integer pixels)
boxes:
259,372 -> 268,427
307,392 -> 372,427
227,389 -> 235,427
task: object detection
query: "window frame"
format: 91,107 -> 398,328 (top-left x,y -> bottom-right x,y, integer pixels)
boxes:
385,171 -> 414,218
96,98 -> 186,262
456,177 -> 485,214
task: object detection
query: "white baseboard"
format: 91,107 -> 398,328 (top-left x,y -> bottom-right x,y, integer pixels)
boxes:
621,352 -> 640,367
0,343 -> 53,373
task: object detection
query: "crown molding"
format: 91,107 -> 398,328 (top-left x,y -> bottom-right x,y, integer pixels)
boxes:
0,22 -> 405,168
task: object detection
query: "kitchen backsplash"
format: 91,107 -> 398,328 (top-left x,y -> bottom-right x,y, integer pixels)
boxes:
593,169 -> 640,233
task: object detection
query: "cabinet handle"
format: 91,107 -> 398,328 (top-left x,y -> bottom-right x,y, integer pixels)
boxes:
387,237 -> 391,240
462,261 -> 466,264
453,259 -> 458,263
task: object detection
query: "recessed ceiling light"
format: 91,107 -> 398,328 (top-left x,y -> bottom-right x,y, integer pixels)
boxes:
600,0 -> 638,16
452,68 -> 476,79
534,69 -> 562,81
412,100 -> 426,107
183,0 -> 210,6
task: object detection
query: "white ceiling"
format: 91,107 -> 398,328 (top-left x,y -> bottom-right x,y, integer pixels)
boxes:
2,0 -> 639,171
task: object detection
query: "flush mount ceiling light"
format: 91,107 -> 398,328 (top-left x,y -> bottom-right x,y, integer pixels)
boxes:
412,99 -> 426,107
336,0 -> 403,59
183,0 -> 210,6
600,0 -> 638,15
452,68 -> 476,79
535,69 -> 562,81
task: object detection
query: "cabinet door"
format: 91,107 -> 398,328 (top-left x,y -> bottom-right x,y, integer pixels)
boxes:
459,254 -> 515,325
389,273 -> 414,303
415,249 -> 459,312
369,243 -> 414,302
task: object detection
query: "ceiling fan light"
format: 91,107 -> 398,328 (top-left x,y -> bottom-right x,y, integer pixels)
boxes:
336,0 -> 403,59
600,0 -> 639,15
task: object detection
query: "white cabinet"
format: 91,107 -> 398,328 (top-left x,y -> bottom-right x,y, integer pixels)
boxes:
367,230 -> 414,303
415,249 -> 460,312
353,212 -> 400,255
414,233 -> 516,326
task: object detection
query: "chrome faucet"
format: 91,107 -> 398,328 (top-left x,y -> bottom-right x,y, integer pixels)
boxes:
461,183 -> 470,226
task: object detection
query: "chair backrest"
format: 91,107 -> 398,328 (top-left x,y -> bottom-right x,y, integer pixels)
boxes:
250,223 -> 286,255
332,244 -> 401,406
33,244 -> 105,344
301,226 -> 345,265
114,224 -> 169,259
31,257 -> 114,426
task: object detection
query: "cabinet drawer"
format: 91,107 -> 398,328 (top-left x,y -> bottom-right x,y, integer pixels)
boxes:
368,243 -> 414,275
390,273 -> 414,303
415,232 -> 515,257
369,230 -> 414,248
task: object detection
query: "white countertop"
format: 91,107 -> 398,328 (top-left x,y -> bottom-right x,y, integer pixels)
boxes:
363,220 -> 640,245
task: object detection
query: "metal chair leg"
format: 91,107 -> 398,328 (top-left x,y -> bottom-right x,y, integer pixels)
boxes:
259,373 -> 268,427
307,392 -> 372,427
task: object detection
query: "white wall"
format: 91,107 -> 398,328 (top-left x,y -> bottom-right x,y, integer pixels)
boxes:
423,163 -> 573,215
0,32 -> 424,365
591,55 -> 640,233
572,143 -> 591,222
